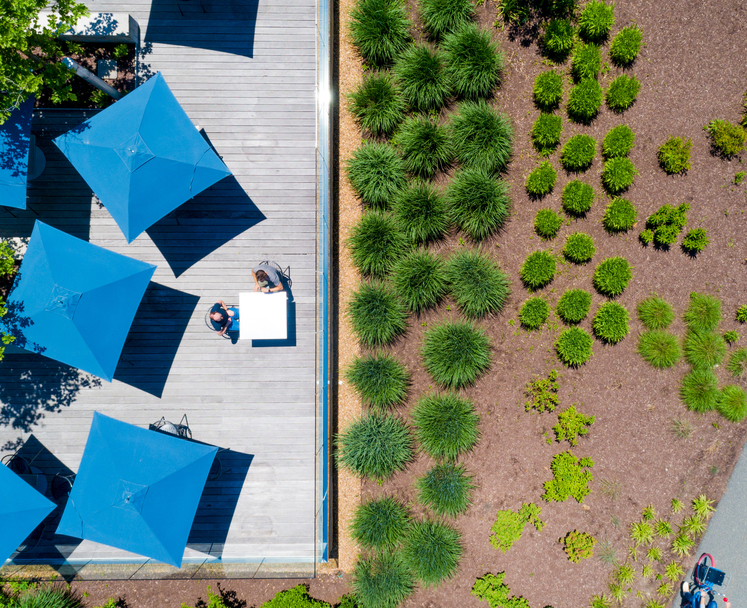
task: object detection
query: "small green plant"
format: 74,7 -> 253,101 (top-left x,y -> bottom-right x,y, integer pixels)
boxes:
561,134 -> 597,171
637,296 -> 674,330
533,70 -> 564,110
692,494 -> 715,519
532,113 -> 563,155
394,43 -> 451,112
563,530 -> 597,563
446,249 -> 511,318
615,563 -> 636,584
599,478 -> 621,500
646,546 -> 663,561
420,0 -> 475,39
630,521 -> 654,545
412,392 -> 480,461
489,503 -> 544,553
705,119 -> 747,157
571,43 -> 602,82
112,43 -> 130,60
392,181 -> 449,244
656,520 -> 674,537
664,562 -> 685,582
609,24 -> 642,66
348,282 -> 408,346
670,418 -> 694,439
681,515 -> 706,536
520,250 -> 557,290
553,405 -> 595,445
535,208 -> 563,239
603,124 -> 636,158
556,327 -> 593,366
402,519 -> 462,586
526,161 -> 557,196
642,564 -> 655,579
593,257 -> 632,298
602,157 -> 638,193
349,211 -> 408,278
680,368 -> 719,412
392,249 -> 448,313
737,305 -> 747,323
578,0 -> 615,42
657,582 -> 674,599
349,0 -> 411,67
590,594 -> 613,608
417,462 -> 475,517
450,100 -> 513,173
443,24 -> 503,100
447,168 -> 511,240
645,202 -> 689,247
346,353 -> 410,412
422,320 -> 492,388
671,498 -> 685,514
602,198 -> 637,232
641,504 -> 656,521
349,72 -> 405,136
351,496 -> 411,550
596,539 -> 617,565
557,289 -> 593,324
568,78 -> 604,123
717,384 -> 747,422
727,348 -> 747,380
724,330 -> 739,344
524,369 -> 560,412
520,297 -> 550,330
472,572 -> 531,608
561,180 -> 595,216
393,116 -> 453,178
352,552 -> 414,608
682,228 -> 710,254
543,450 -> 594,502
347,142 -> 407,209
637,330 -> 680,368
684,330 -> 727,370
543,18 -> 575,60
593,302 -> 630,344
657,136 -> 692,174
562,232 -> 595,264
671,532 -> 694,557
606,74 -> 640,112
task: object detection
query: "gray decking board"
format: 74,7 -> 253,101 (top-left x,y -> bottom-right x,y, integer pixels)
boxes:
0,0 -> 320,572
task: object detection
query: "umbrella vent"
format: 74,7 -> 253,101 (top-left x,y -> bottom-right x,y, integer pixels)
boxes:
45,285 -> 82,319
115,133 -> 155,172
113,479 -> 149,513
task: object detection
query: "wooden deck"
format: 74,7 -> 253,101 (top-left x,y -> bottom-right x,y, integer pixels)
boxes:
0,0 -> 321,577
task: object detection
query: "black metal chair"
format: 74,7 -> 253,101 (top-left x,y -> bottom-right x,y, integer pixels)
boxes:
149,414 -> 192,440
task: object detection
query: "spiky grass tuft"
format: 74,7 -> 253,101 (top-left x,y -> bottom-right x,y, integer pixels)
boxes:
402,520 -> 462,587
393,116 -> 453,178
348,282 -> 408,347
349,210 -> 408,278
394,43 -> 452,112
637,296 -> 675,330
352,552 -> 414,608
392,249 -> 448,313
521,250 -> 556,290
443,24 -> 503,100
349,0 -> 411,68
412,392 -> 480,461
392,181 -> 449,244
349,72 -> 405,136
717,384 -> 747,422
556,327 -> 593,366
446,249 -> 511,318
683,331 -> 726,370
447,168 -> 511,240
561,180 -> 595,216
351,496 -> 410,550
422,320 -> 491,389
557,289 -> 592,324
347,142 -> 407,209
680,368 -> 719,413
450,100 -> 513,174
419,0 -> 474,40
637,330 -> 681,369
346,353 -> 410,412
417,462 -> 475,517
684,292 -> 722,333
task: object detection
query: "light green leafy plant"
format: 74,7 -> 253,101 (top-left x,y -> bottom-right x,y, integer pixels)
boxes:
563,530 -> 597,563
543,451 -> 594,503
489,503 -> 544,553
553,405 -> 595,446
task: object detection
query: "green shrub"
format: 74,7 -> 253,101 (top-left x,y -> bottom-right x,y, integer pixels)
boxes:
639,229 -> 654,245
520,250 -> 556,290
543,450 -> 594,502
557,289 -> 592,324
349,72 -> 405,136
563,530 -> 597,562
682,228 -> 710,254
567,78 -> 603,123
553,405 -> 595,445
351,496 -> 410,550
352,552 -> 414,608
602,197 -> 637,232
737,305 -> 747,323
601,157 -> 638,193
348,282 -> 408,346
593,257 -> 632,297
680,369 -> 719,412
637,296 -> 674,330
630,521 -> 654,546
645,202 -> 689,247
0,241 -> 16,277
705,119 -> 747,157
419,0 -> 474,40
603,124 -> 635,158
593,302 -> 630,344
391,249 -> 448,312
347,142 -> 407,209
534,208 -> 563,239
727,348 -> 747,380
556,327 -> 593,366
578,0 -> 614,42
346,353 -> 410,411
392,181 -> 449,244
717,385 -> 747,422
524,369 -> 560,412
563,232 -> 595,264
349,0 -> 411,67
422,320 -> 492,388
337,413 -> 414,481
532,113 -> 563,155
472,573 -> 531,608
571,43 -> 602,81
543,18 -> 575,60
561,134 -> 597,171
657,137 -> 692,174
520,297 -> 550,330
533,70 -> 564,110
394,43 -> 451,112
447,168 -> 511,240
684,331 -> 727,370
349,211 -> 408,278
609,24 -> 642,66
412,392 -> 480,460
450,100 -> 513,173
402,520 -> 462,586
561,180 -> 595,216
1,586 -> 84,608
526,161 -> 557,196
724,330 -> 739,344
446,249 -> 511,318
489,503 -> 544,553
684,292 -> 722,333
443,24 -> 503,100
417,462 -> 475,517
637,330 -> 681,368
606,74 -> 640,112
393,116 -> 452,178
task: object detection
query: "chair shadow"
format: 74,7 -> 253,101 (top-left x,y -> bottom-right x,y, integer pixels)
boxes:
113,283 -> 200,398
146,176 -> 265,278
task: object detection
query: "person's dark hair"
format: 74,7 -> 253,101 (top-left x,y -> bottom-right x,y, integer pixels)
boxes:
256,270 -> 269,282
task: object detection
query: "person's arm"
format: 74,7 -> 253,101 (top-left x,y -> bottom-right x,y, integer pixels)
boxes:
269,283 -> 284,292
251,270 -> 259,289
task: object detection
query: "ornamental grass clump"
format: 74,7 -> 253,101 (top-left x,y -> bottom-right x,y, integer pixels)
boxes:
556,289 -> 592,324
337,413 -> 414,481
637,296 -> 674,330
682,228 -> 710,254
561,134 -> 597,171
568,79 -> 604,124
402,520 -> 462,587
346,353 -> 410,411
602,198 -> 637,233
638,330 -> 681,368
352,552 -> 414,608
349,0 -> 411,68
520,297 -> 550,330
443,24 -> 503,100
521,250 -> 556,290
422,320 -> 491,388
603,124 -> 635,158
394,43 -> 452,112
526,161 -> 557,196
680,369 -> 719,412
534,208 -> 563,239
561,180 -> 595,216
445,249 -> 510,318
533,70 -> 564,110
684,292 -> 722,333
705,119 -> 747,157
420,0 -> 474,39
643,202 -> 689,247
349,72 -> 405,136
606,74 -> 640,112
717,385 -> 747,422
393,116 -> 453,178
417,463 -> 475,517
349,211 -> 408,278
602,157 -> 638,193
727,348 -> 747,380
412,392 -> 480,461
571,43 -> 602,82
348,282 -> 408,346
593,257 -> 632,297
610,24 -> 642,66
556,327 -> 593,366
447,168 -> 511,240
658,137 -> 692,174
351,496 -> 410,550
542,18 -> 575,60
532,113 -> 563,155
392,182 -> 449,244
450,100 -> 513,173
563,232 -> 595,264
737,305 -> 747,323
593,302 -> 629,344
391,249 -> 448,312
347,142 -> 407,209
578,0 -> 615,42
684,331 -> 726,370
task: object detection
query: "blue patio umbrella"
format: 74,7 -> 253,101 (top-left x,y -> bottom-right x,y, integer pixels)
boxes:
57,412 -> 218,567
53,72 -> 232,243
0,96 -> 35,209
1,221 -> 156,381
0,462 -> 56,564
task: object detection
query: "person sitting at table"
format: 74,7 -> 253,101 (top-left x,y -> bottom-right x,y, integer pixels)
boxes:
209,299 -> 236,337
252,263 -> 285,293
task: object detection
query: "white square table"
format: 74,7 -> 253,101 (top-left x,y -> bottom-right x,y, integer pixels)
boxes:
238,291 -> 288,340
